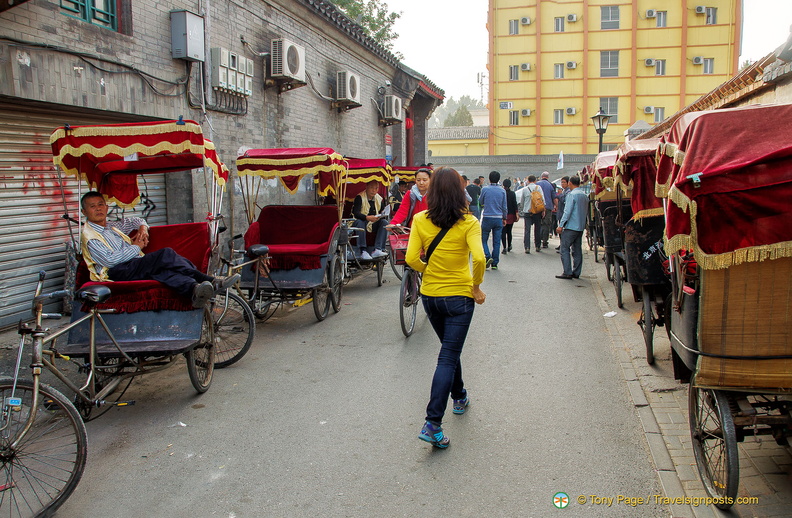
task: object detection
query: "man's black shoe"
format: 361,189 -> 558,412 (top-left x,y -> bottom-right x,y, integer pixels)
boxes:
555,274 -> 573,280
572,274 -> 580,279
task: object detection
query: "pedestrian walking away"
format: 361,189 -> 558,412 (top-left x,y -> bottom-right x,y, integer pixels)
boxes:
501,178 -> 519,254
515,175 -> 543,253
405,167 -> 486,448
537,172 -> 557,249
556,175 -> 588,279
466,177 -> 482,219
478,171 -> 508,270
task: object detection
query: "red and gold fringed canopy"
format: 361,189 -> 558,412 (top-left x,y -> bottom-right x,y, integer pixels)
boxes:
391,166 -> 422,184
237,147 -> 347,194
655,103 -> 792,269
50,119 -> 229,207
319,158 -> 392,201
590,150 -> 619,200
614,138 -> 663,220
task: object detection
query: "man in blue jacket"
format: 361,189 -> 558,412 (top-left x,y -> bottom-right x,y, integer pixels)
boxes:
478,170 -> 508,270
556,175 -> 588,279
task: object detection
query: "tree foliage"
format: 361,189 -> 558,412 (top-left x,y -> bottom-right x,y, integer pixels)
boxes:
444,105 -> 473,127
430,95 -> 485,128
330,0 -> 402,53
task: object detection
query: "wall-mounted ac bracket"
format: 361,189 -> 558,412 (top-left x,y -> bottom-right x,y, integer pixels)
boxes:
330,99 -> 362,112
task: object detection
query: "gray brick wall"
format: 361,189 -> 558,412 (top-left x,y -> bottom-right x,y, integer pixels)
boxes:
0,0 -> 410,236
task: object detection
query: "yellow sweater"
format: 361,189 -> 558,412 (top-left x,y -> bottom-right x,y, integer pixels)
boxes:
406,212 -> 485,298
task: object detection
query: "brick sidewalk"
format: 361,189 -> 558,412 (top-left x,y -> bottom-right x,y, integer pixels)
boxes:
587,250 -> 792,518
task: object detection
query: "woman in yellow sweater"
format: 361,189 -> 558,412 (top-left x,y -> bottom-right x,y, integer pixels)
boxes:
406,167 -> 487,448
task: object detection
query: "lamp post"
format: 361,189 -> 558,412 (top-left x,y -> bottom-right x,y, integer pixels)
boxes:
591,107 -> 611,153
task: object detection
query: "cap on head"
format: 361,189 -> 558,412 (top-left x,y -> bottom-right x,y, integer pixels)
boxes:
541,172 -> 550,179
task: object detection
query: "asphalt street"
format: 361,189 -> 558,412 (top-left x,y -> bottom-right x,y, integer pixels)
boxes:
37,224 -> 669,517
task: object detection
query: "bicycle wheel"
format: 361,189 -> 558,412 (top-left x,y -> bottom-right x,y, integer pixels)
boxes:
376,260 -> 384,287
211,291 -> 255,368
613,260 -> 624,308
329,255 -> 343,313
0,378 -> 88,518
593,231 -> 600,263
389,246 -> 404,281
399,269 -> 418,337
604,252 -> 613,281
639,286 -> 655,365
689,386 -> 739,509
187,309 -> 215,393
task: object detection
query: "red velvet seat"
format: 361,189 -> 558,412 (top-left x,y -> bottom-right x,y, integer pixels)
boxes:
76,222 -> 211,313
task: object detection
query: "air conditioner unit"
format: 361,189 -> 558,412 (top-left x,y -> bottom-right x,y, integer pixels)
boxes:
644,106 -> 655,114
645,58 -> 656,66
520,63 -> 531,71
567,14 -> 578,22
566,61 -> 577,69
336,71 -> 361,104
271,38 -> 306,82
521,109 -> 532,117
695,6 -> 706,14
565,107 -> 577,115
646,9 -> 657,18
521,16 -> 531,25
692,56 -> 704,65
383,95 -> 403,122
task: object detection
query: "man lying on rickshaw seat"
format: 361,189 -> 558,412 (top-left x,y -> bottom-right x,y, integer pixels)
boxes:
350,180 -> 389,261
80,191 -> 238,308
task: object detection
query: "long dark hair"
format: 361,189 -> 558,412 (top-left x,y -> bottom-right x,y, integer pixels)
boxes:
426,167 -> 466,229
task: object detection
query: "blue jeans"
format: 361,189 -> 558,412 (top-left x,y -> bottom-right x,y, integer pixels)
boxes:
352,218 -> 387,254
422,295 -> 475,425
471,205 -> 481,220
560,229 -> 584,277
480,217 -> 503,266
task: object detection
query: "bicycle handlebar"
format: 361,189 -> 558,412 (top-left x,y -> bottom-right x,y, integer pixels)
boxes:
33,290 -> 70,306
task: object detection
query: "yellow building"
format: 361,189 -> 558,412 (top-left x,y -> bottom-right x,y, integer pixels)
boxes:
428,127 -> 490,157
488,0 -> 742,154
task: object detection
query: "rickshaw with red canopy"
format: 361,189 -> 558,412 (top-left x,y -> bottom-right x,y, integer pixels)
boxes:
235,148 -> 345,321
658,104 -> 792,509
319,157 -> 392,287
614,137 -> 669,364
1,119 -> 239,517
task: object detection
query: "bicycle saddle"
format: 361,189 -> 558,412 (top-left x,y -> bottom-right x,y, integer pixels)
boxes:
75,285 -> 112,304
247,244 -> 269,257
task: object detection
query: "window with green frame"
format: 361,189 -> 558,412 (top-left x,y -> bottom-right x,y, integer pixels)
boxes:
60,0 -> 118,31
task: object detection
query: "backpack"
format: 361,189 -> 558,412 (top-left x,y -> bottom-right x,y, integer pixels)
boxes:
530,187 -> 545,214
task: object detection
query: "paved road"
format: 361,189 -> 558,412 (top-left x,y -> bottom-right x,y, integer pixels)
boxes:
43,227 -> 670,517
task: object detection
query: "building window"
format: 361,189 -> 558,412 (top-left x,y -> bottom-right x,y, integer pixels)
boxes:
601,6 -> 619,30
509,19 -> 519,35
655,59 -> 666,76
703,58 -> 714,74
60,0 -> 118,31
600,97 -> 618,124
600,51 -> 619,77
705,7 -> 717,25
554,17 -> 565,32
509,65 -> 519,81
554,63 -> 565,79
554,109 -> 564,125
509,110 -> 519,126
654,107 -> 665,123
656,11 -> 667,28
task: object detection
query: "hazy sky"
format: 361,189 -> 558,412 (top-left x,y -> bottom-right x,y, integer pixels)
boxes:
388,0 -> 791,101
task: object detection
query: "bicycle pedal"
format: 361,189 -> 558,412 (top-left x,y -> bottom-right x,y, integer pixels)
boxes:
104,400 -> 135,408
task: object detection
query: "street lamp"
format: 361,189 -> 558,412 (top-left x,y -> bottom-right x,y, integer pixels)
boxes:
591,107 -> 611,153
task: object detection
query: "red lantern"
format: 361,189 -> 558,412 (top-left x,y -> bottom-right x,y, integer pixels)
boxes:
405,118 -> 414,129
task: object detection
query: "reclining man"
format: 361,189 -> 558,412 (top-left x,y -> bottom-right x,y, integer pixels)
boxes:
80,191 -> 238,308
350,180 -> 389,260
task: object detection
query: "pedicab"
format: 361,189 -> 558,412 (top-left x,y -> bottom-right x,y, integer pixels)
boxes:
591,150 -> 633,306
658,104 -> 792,509
614,137 -> 669,364
318,157 -> 392,287
0,119 -> 239,517
235,148 -> 345,321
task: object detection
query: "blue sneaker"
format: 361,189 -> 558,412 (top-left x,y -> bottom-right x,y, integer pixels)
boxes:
418,421 -> 450,448
452,395 -> 470,415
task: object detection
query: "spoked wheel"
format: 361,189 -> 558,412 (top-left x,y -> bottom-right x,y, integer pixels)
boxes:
605,252 -> 613,281
664,293 -> 673,342
400,269 -> 419,337
376,259 -> 384,287
586,228 -> 594,252
639,285 -> 655,365
613,259 -> 624,308
211,291 -> 255,368
389,247 -> 404,281
313,259 -> 334,321
689,386 -> 739,509
0,378 -> 88,518
187,308 -> 216,393
593,232 -> 600,263
329,255 -> 343,313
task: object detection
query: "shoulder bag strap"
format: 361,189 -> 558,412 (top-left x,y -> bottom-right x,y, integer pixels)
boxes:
424,227 -> 451,264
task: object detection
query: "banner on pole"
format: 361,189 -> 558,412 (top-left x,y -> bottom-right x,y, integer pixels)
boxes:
557,151 -> 564,170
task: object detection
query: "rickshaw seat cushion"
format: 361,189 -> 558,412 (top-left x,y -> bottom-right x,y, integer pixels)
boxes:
76,222 -> 211,313
75,285 -> 112,304
247,244 -> 269,257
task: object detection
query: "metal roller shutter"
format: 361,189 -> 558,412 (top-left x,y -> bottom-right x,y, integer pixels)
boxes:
0,100 -> 165,328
